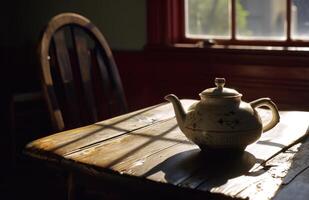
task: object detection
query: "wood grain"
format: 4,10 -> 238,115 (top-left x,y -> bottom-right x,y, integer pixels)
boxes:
53,29 -> 81,128
65,110 -> 309,200
273,137 -> 309,200
72,27 -> 98,123
38,13 -> 128,131
25,100 -> 194,158
191,111 -> 309,199
24,100 -> 309,200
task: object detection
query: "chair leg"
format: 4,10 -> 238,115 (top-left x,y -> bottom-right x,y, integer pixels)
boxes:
68,172 -> 78,200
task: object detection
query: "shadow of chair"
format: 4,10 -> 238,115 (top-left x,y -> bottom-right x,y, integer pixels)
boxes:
38,12 -> 128,132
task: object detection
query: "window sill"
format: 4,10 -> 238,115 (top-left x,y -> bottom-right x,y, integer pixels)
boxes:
145,43 -> 309,57
176,43 -> 309,51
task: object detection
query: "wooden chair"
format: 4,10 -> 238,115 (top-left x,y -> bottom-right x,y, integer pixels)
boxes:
38,13 -> 128,132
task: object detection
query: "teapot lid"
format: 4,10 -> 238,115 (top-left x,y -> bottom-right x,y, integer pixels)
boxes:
199,78 -> 242,98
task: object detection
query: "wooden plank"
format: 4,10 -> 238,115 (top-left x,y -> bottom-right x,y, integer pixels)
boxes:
24,101 -> 309,200
95,47 -> 113,116
65,118 -> 201,186
72,27 -> 98,123
65,118 -> 190,169
209,143 -> 302,200
64,110 -> 309,200
282,138 -> 309,185
25,100 -> 195,158
95,46 -> 127,116
193,111 -> 309,200
178,149 -> 259,190
246,111 -> 309,162
114,143 -> 198,180
63,110 -> 309,197
116,111 -> 309,192
273,137 -> 309,200
52,29 -> 81,129
274,167 -> 309,200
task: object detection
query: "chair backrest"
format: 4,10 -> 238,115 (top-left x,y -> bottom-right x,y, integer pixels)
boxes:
39,13 -> 128,132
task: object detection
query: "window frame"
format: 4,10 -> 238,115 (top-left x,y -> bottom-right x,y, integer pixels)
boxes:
147,0 -> 309,48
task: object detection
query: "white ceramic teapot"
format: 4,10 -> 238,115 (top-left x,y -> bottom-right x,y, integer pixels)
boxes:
165,78 -> 280,152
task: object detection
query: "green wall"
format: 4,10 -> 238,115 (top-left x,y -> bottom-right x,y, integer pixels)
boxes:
6,0 -> 146,50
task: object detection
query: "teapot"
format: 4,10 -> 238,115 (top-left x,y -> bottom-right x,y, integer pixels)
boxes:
165,78 -> 280,152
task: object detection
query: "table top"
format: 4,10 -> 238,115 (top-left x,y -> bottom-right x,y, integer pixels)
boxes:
25,99 -> 309,200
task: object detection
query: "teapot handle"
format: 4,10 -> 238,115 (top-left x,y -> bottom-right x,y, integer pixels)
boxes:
250,98 -> 280,132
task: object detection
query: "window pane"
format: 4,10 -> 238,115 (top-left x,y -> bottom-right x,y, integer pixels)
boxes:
292,0 -> 309,40
185,0 -> 230,39
236,0 -> 286,40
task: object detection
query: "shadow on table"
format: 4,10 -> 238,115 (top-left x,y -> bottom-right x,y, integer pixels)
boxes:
143,148 -> 262,189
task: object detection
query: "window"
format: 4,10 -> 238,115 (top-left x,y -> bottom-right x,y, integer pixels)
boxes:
184,0 -> 309,46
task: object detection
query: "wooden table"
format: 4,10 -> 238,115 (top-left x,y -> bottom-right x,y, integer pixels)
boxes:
24,100 -> 309,200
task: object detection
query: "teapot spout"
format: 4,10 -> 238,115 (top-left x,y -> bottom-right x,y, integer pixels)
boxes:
165,94 -> 186,130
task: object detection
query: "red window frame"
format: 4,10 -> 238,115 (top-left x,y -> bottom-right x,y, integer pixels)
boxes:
147,0 -> 185,47
147,0 -> 309,48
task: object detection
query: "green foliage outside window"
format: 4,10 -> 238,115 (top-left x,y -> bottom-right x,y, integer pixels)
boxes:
187,0 -> 249,37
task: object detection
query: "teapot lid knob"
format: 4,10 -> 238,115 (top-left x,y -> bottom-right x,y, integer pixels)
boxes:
215,78 -> 226,90
199,77 -> 242,99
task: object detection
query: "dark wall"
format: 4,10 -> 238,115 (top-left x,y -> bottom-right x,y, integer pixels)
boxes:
3,0 -> 146,50
3,0 -> 146,94
115,48 -> 309,112
1,0 -> 146,181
